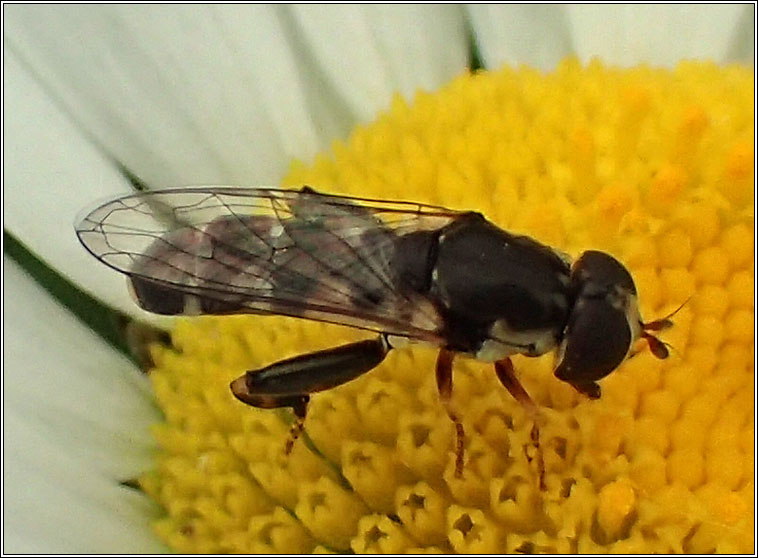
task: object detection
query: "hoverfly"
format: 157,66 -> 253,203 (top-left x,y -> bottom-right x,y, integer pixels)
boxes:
76,186 -> 674,484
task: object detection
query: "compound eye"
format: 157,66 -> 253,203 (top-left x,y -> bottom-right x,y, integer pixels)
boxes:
573,250 -> 636,294
555,297 -> 632,388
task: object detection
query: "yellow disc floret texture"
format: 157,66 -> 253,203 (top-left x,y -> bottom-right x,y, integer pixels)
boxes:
141,59 -> 754,553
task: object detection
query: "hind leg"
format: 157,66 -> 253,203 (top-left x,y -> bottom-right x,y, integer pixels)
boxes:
284,395 -> 310,455
230,336 -> 390,454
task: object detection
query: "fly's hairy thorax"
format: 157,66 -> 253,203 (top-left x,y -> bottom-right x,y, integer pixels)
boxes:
392,213 -> 573,360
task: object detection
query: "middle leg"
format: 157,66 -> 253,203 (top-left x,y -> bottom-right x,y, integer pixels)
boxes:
494,357 -> 545,490
436,348 -> 465,478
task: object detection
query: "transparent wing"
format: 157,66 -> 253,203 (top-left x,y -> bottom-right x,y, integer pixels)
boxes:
76,187 -> 466,342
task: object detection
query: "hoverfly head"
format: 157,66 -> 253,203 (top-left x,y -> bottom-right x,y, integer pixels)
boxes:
554,250 -> 648,399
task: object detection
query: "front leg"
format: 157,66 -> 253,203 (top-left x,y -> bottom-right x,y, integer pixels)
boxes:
494,357 -> 545,490
230,335 -> 390,454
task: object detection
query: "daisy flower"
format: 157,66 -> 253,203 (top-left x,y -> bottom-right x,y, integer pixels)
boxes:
3,4 -> 754,553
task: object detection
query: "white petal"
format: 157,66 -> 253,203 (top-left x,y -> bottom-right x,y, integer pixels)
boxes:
4,257 -> 164,551
5,6 -> 469,189
3,47 -> 148,317
468,5 -> 754,71
466,5 -> 573,72
3,257 -> 160,478
3,5 -> 308,186
566,5 -> 753,67
725,7 -> 756,64
3,412 -> 165,553
289,5 -> 469,121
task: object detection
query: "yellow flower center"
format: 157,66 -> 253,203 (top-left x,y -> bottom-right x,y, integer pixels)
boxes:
140,58 -> 754,553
